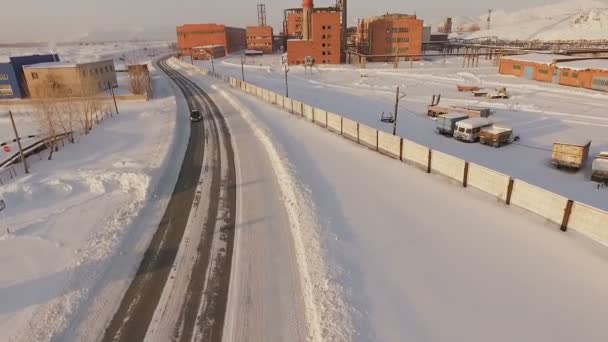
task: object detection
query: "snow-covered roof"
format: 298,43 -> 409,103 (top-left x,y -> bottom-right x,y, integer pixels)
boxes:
501,53 -> 569,64
553,139 -> 591,146
456,117 -> 493,129
0,56 -> 10,63
482,124 -> 512,135
23,61 -> 77,69
557,59 -> 608,71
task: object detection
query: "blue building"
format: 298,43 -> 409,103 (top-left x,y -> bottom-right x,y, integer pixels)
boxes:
0,54 -> 58,99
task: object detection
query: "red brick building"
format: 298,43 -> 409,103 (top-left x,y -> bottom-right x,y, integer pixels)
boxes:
356,14 -> 424,61
287,1 -> 341,65
246,26 -> 274,54
176,24 -> 246,57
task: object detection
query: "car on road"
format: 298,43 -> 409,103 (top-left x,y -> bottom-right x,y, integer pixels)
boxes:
190,109 -> 202,122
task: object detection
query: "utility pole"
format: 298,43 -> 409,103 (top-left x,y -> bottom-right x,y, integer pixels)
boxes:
211,55 -> 215,73
108,81 -> 119,115
393,86 -> 406,136
8,111 -> 28,174
284,64 -> 290,97
241,55 -> 246,81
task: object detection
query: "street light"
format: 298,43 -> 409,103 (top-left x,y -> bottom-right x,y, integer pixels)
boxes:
241,55 -> 246,82
284,64 -> 290,98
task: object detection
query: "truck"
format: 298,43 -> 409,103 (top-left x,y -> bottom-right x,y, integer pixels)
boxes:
427,105 -> 492,118
435,113 -> 469,136
551,140 -> 591,170
454,118 -> 493,142
591,152 -> 608,183
479,124 -> 516,147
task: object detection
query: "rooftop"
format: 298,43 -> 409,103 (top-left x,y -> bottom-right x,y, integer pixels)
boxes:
23,62 -> 77,69
501,53 -> 570,64
556,59 -> 608,71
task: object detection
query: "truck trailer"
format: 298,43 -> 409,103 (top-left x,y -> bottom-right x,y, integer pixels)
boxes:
592,152 -> 608,183
435,113 -> 469,136
551,140 -> 591,170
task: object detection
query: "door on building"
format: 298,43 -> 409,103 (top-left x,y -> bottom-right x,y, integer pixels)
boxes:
524,66 -> 535,80
552,69 -> 560,84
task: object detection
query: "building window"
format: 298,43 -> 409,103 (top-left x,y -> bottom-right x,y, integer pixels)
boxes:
322,26 -> 326,29
572,72 -> 579,78
328,51 -> 332,55
322,51 -> 326,55
31,72 -> 39,80
513,64 -> 521,70
322,34 -> 326,39
328,26 -> 332,29
105,66 -> 109,73
327,34 -> 332,39
0,73 -> 8,81
539,69 -> 549,75
322,43 -> 326,47
562,71 -> 569,77
95,68 -> 99,75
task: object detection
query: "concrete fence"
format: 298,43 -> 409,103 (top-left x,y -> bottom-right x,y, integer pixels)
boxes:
175,58 -> 608,247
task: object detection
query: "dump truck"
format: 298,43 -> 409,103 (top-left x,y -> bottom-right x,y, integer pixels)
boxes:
591,152 -> 608,183
436,113 -> 469,136
479,124 -> 516,147
551,140 -> 591,170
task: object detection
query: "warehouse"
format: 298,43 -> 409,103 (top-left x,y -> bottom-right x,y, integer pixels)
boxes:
176,24 -> 246,57
499,53 -> 608,92
246,26 -> 274,54
23,59 -> 117,98
0,54 -> 58,99
356,13 -> 424,61
287,0 -> 342,65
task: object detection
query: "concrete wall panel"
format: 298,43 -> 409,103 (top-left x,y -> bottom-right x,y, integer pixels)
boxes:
303,104 -> 314,121
313,108 -> 327,127
510,180 -> 568,224
327,112 -> 342,134
431,151 -> 466,182
467,163 -> 510,201
284,98 -> 293,112
569,203 -> 608,244
358,124 -> 378,150
378,132 -> 401,159
276,94 -> 284,107
342,118 -> 358,142
402,139 -> 429,169
292,100 -> 303,114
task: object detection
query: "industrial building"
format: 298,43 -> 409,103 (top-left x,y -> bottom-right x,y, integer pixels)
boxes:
499,53 -> 608,92
176,24 -> 246,57
356,13 -> 424,61
192,45 -> 226,60
286,0 -> 342,65
0,54 -> 58,99
246,26 -> 274,54
23,59 -> 117,98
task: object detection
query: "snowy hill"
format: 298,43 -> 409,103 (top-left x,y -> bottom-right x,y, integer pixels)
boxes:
448,0 -> 608,40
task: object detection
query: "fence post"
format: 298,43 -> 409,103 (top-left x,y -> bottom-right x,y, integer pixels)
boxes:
340,116 -> 343,135
561,200 -> 574,232
399,138 -> 404,161
506,178 -> 515,205
463,162 -> 470,187
356,123 -> 360,144
427,150 -> 432,174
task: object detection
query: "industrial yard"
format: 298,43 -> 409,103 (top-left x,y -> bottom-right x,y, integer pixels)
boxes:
1,0 -> 608,342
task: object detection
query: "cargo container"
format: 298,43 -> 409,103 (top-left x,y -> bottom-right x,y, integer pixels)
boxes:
551,140 -> 591,169
454,118 -> 493,142
591,152 -> 608,183
479,124 -> 516,147
435,113 -> 469,136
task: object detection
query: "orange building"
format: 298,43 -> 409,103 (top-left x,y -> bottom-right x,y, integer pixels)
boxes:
176,24 -> 246,57
246,26 -> 274,54
357,14 -> 424,60
287,1 -> 342,65
287,12 -> 303,37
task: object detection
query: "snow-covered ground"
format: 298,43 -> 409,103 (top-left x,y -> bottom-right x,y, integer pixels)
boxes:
450,0 -> 608,40
193,54 -> 608,210
177,60 -> 608,342
0,61 -> 188,342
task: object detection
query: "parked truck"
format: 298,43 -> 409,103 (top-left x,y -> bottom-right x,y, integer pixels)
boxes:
479,124 -> 517,147
551,140 -> 591,170
435,113 -> 469,136
592,152 -> 608,183
454,118 -> 493,142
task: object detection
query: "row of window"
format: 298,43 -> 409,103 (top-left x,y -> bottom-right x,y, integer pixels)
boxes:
385,37 -> 410,43
562,71 -> 579,78
82,65 -> 114,78
321,25 -> 333,30
247,36 -> 272,40
322,34 -> 333,39
321,51 -> 333,56
386,27 -> 410,33
321,43 -> 332,48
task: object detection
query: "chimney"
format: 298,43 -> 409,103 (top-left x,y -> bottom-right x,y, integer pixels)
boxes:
302,0 -> 313,40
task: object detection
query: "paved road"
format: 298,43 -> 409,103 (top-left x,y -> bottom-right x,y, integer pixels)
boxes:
101,56 -> 236,342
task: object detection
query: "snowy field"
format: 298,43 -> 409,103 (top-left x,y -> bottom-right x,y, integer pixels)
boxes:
0,61 -> 188,342
193,54 -> 608,210
175,60 -> 608,342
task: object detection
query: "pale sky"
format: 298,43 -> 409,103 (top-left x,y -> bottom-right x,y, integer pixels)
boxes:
0,0 -> 584,42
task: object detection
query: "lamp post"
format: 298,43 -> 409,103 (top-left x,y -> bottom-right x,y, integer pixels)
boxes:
284,64 -> 290,98
241,55 -> 245,82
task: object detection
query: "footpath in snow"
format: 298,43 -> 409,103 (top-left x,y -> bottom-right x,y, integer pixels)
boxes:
0,61 -> 189,342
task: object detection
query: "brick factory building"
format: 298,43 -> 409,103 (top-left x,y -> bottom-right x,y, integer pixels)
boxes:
246,26 -> 274,54
286,0 -> 342,65
23,60 -> 117,98
356,13 -> 424,61
499,53 -> 608,92
176,24 -> 246,57
0,54 -> 58,99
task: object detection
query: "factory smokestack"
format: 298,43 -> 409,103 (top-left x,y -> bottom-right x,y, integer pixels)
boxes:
302,0 -> 313,40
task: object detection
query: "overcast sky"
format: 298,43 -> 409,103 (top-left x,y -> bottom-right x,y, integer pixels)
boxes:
0,0 -> 594,42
